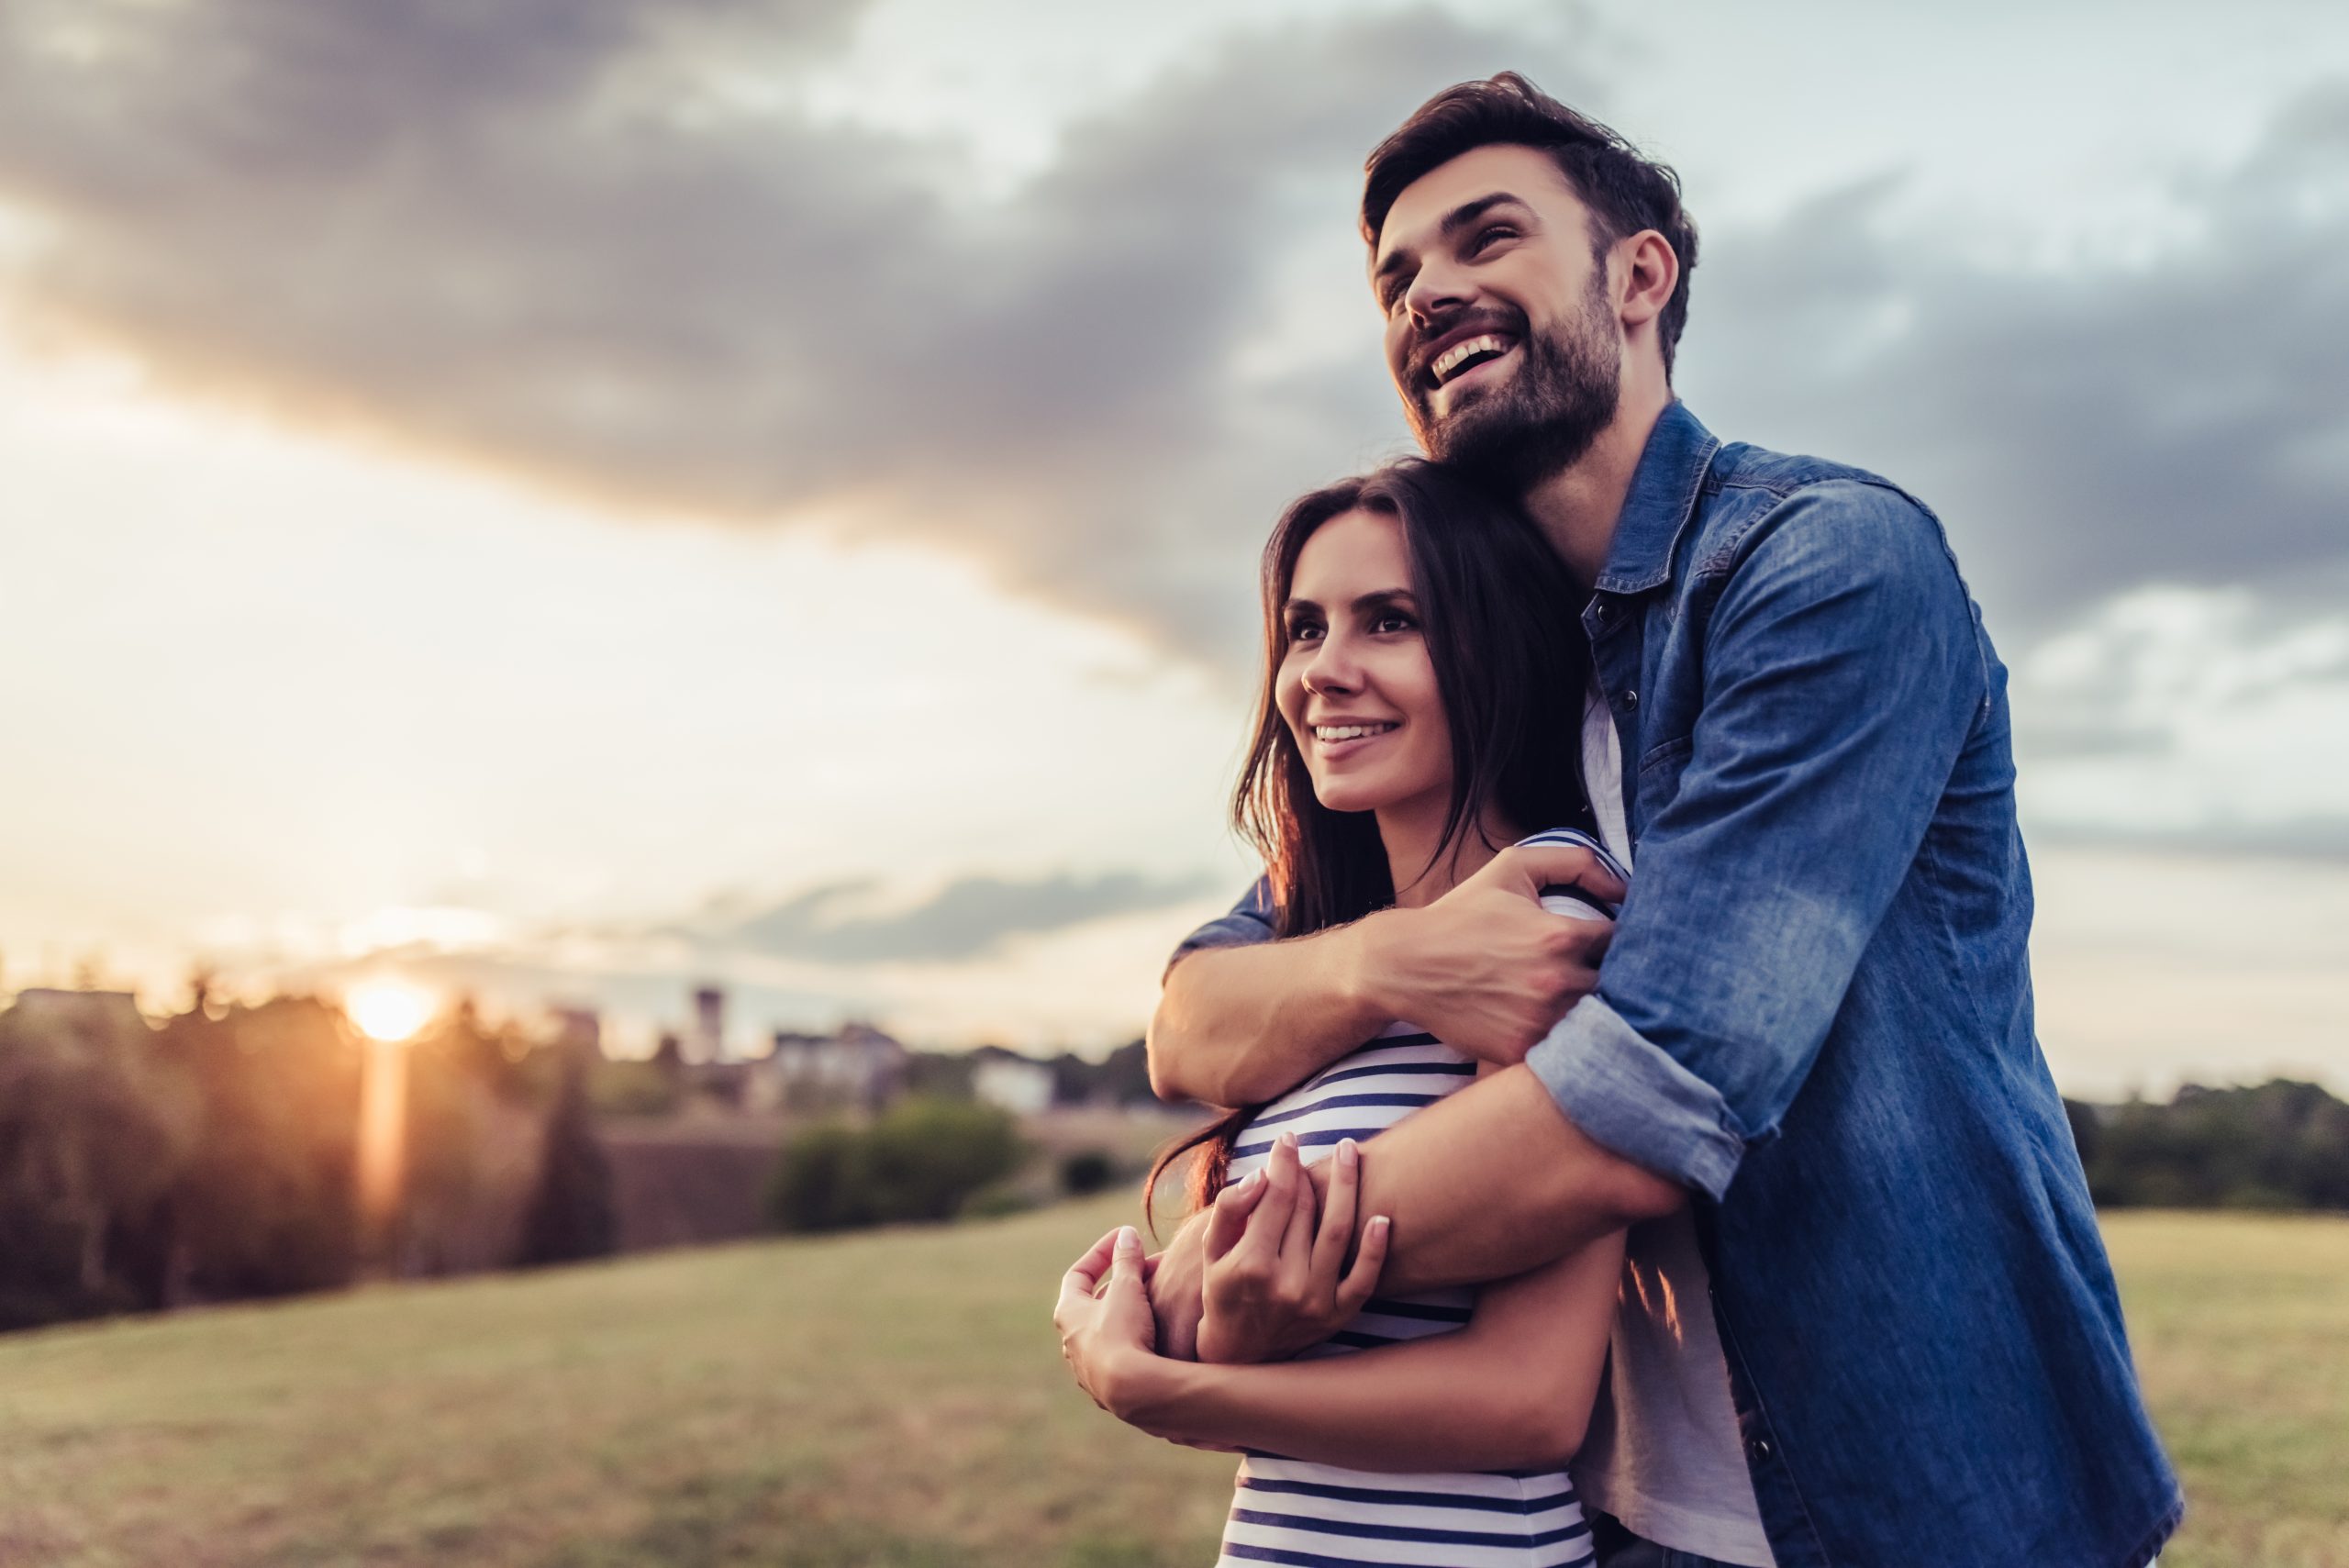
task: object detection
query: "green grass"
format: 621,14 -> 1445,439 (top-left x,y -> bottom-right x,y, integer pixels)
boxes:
0,1205 -> 2340,1567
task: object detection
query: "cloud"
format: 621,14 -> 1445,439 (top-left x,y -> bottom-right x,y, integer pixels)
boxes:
2,4 -> 2342,852
1680,79 -> 2349,637
707,868 -> 1219,963
0,0 -> 1548,661
2008,586 -> 2349,855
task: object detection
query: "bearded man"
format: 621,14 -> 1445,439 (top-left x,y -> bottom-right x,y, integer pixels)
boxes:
1140,74 -> 2180,1568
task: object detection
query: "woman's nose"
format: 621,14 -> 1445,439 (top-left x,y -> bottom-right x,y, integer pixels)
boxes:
1302,635 -> 1361,695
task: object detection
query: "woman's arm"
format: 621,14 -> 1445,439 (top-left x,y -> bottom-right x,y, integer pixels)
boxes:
1115,1232 -> 1625,1473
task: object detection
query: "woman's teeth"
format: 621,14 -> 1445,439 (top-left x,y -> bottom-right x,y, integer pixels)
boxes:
1314,722 -> 1398,741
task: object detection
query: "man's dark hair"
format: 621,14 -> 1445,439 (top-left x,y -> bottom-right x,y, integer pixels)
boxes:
1362,72 -> 1698,377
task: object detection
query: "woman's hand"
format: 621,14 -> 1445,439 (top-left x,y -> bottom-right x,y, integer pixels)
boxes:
1054,1225 -> 1161,1418
1197,1131 -> 1388,1364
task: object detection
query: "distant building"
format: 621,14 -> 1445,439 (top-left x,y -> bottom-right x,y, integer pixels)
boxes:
551,1005 -> 603,1062
692,984 -> 727,1063
8,988 -> 148,1038
972,1046 -> 1056,1117
754,1022 -> 909,1112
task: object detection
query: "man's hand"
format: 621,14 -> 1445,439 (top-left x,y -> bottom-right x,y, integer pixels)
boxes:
1197,1132 -> 1387,1364
1147,1209 -> 1209,1361
1360,840 -> 1621,1065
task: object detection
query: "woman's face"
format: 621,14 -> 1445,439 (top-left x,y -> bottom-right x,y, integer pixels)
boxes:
1275,506 -> 1452,820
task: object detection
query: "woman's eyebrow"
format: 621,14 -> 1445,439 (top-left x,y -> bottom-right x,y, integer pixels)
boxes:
1351,588 -> 1418,612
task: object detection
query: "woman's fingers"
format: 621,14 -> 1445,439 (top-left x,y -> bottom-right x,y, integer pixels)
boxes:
1275,1143 -> 1317,1292
1060,1227 -> 1120,1298
1203,1167 -> 1266,1262
1332,1213 -> 1391,1319
1308,1138 -> 1361,1289
1228,1136 -> 1299,1275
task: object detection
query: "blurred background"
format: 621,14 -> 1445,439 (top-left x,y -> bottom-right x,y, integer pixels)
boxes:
1,2 -> 2344,1565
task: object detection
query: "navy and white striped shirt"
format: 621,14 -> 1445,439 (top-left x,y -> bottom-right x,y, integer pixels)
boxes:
1213,829 -> 1620,1568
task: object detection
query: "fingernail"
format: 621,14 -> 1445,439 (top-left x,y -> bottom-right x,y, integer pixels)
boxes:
1338,1138 -> 1358,1167
1277,1130 -> 1297,1151
1238,1168 -> 1263,1191
1370,1215 -> 1390,1234
1116,1226 -> 1141,1254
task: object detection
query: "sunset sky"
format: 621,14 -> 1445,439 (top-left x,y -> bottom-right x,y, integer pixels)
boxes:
3,0 -> 2345,1095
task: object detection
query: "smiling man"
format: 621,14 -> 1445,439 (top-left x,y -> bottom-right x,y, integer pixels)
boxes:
1141,75 -> 2180,1568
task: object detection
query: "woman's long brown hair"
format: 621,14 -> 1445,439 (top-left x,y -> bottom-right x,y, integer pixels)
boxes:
1144,461 -> 1595,1229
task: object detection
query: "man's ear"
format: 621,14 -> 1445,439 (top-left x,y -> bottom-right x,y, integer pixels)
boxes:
1617,229 -> 1679,330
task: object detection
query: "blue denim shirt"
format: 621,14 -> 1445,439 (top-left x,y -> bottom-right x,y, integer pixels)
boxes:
1171,404 -> 2181,1568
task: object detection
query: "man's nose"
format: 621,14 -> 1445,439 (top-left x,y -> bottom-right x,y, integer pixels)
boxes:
1404,254 -> 1475,331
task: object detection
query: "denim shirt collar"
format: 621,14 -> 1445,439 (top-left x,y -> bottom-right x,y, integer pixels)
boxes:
1594,399 -> 1720,597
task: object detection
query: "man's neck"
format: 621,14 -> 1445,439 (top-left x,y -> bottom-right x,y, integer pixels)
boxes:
1520,378 -> 1672,590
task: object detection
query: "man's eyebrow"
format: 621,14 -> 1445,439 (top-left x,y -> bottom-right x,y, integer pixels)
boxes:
1373,192 -> 1531,286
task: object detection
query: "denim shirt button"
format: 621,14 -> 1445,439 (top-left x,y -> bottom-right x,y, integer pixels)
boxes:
1749,1437 -> 1773,1461
1620,688 -> 1640,712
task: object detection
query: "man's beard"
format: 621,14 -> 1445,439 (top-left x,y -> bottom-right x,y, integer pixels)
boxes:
1408,281 -> 1621,495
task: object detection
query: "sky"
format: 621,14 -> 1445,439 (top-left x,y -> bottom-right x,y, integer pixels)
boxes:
1,0 -> 2344,1096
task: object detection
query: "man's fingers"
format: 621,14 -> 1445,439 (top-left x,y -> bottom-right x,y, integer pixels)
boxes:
1503,842 -> 1626,904
1333,1213 -> 1391,1318
1309,1138 -> 1361,1286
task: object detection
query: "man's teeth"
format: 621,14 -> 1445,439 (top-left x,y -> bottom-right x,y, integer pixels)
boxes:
1431,334 -> 1511,384
1315,722 -> 1398,741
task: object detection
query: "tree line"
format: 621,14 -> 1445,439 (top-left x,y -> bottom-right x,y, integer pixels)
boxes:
0,988 -> 612,1332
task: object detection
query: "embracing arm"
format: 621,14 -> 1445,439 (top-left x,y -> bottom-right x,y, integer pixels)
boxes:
1148,844 -> 1626,1107
1149,919 -> 1388,1106
1122,1232 -> 1625,1472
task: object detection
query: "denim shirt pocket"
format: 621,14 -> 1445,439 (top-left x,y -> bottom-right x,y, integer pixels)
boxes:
1634,733 -> 1694,828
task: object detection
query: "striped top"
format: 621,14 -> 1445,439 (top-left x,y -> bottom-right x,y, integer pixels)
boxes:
1215,831 -> 1619,1568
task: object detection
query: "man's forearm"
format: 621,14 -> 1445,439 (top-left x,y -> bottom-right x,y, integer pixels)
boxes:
1324,1063 -> 1684,1294
1147,917 -> 1397,1106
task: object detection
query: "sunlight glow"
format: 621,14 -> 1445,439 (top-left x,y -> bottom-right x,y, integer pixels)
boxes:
346,979 -> 435,1043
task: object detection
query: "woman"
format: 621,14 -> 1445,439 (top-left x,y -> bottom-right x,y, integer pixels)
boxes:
1054,461 -> 1632,1568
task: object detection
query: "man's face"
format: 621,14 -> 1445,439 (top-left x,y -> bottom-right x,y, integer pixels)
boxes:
1372,143 -> 1623,491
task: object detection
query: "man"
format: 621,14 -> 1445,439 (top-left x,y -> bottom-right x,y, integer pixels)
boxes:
1142,75 -> 2179,1568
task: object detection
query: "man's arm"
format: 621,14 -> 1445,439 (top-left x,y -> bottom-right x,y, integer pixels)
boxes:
1147,917 -> 1386,1106
1148,843 -> 1624,1106
1310,1064 -> 1682,1294
1156,483 -> 1986,1348
1524,482 -> 1986,1201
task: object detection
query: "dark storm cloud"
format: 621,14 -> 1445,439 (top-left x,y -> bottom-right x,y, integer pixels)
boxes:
709,869 -> 1218,964
0,0 -> 1540,659
1680,81 -> 2349,638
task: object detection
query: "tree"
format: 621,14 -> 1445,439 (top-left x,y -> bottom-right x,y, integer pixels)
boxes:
517,1047 -> 616,1265
0,994 -> 197,1329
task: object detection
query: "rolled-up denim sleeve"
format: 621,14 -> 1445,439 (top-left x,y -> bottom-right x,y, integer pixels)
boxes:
1164,875 -> 1275,977
1527,482 -> 1987,1200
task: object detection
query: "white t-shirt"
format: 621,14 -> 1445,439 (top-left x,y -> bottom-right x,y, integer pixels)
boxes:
1569,683 -> 1778,1568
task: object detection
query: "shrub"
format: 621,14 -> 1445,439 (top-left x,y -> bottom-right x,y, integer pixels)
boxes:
765,1099 -> 1026,1233
1059,1148 -> 1118,1197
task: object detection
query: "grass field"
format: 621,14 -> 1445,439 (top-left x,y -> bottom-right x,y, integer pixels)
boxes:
0,1204 -> 2342,1568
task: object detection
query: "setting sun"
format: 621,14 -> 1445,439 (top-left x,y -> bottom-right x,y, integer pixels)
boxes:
346,979 -> 436,1043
